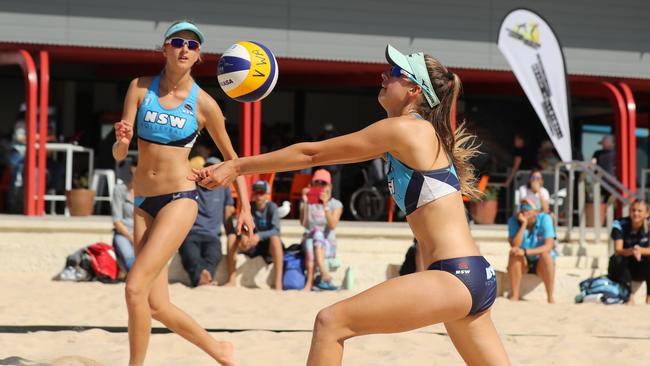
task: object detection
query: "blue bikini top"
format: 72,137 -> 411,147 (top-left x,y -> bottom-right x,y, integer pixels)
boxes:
136,75 -> 199,148
386,114 -> 461,215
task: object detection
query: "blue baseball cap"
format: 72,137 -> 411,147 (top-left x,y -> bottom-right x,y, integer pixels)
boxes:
252,180 -> 270,193
164,21 -> 205,44
385,44 -> 439,108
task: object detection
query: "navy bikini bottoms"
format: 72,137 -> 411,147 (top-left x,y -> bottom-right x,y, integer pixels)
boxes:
427,256 -> 497,315
134,189 -> 199,218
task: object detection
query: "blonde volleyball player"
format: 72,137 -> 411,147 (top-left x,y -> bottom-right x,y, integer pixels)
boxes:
191,45 -> 510,365
113,20 -> 253,366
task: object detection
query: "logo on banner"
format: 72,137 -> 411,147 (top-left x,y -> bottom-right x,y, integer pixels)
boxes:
507,22 -> 540,49
531,54 -> 563,139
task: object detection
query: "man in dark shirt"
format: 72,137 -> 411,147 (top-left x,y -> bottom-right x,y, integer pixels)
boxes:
505,133 -> 534,187
179,157 -> 235,287
592,135 -> 616,177
225,180 -> 284,290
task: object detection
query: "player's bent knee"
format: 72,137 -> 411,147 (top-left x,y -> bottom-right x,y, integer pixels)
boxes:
313,305 -> 353,341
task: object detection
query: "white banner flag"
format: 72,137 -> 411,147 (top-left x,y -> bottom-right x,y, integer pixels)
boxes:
498,8 -> 572,162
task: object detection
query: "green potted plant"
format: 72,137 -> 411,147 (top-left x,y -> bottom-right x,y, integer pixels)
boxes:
470,184 -> 500,225
65,174 -> 95,216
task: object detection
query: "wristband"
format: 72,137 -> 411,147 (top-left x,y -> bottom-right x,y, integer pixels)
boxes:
523,248 -> 528,257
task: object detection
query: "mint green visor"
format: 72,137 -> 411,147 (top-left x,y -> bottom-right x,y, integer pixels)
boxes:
385,44 -> 439,108
164,22 -> 205,44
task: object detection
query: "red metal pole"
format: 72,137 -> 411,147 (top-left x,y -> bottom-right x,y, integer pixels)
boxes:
602,82 -> 628,195
239,102 -> 253,192
619,82 -> 637,193
251,101 -> 262,183
0,50 -> 38,215
37,51 -> 50,215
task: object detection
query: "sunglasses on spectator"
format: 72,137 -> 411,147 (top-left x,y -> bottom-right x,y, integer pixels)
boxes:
312,180 -> 329,186
165,37 -> 201,50
530,176 -> 543,181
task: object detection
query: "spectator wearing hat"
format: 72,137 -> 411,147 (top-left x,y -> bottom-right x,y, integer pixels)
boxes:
225,179 -> 285,290
300,169 -> 344,291
592,135 -> 616,177
178,157 -> 235,287
507,198 -> 556,303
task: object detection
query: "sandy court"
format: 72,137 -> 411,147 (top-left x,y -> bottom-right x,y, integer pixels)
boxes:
1,273 -> 649,365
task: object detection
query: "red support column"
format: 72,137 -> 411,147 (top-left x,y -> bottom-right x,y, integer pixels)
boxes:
37,51 -> 50,215
239,102 -> 253,192
619,82 -> 637,193
251,101 -> 262,183
602,82 -> 628,194
0,50 -> 38,215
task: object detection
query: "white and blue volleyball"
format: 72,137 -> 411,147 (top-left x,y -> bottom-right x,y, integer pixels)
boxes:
217,41 -> 279,102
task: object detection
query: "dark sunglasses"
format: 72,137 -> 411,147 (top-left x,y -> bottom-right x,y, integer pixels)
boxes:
390,65 -> 411,78
530,176 -> 543,181
312,180 -> 328,186
165,37 -> 201,50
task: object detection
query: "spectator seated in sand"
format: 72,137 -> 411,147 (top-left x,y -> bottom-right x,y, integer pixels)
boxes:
507,198 -> 556,303
300,169 -> 344,291
111,157 -> 137,275
225,179 -> 285,290
608,199 -> 650,304
178,157 -> 235,287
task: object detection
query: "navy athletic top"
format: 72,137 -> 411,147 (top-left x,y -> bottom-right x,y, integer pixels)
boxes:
136,75 -> 199,148
385,114 -> 461,215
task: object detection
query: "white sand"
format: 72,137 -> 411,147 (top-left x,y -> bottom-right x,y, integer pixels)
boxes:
1,273 -> 648,366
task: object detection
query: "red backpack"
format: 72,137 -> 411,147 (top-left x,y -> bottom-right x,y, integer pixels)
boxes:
85,242 -> 118,280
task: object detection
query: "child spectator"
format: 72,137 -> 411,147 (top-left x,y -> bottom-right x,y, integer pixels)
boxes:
300,169 -> 344,291
225,180 -> 284,290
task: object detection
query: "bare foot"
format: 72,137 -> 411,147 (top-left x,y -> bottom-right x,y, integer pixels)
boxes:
198,269 -> 212,286
223,279 -> 237,287
302,287 -> 312,292
508,296 -> 520,302
627,298 -> 636,305
547,297 -> 555,304
215,340 -> 236,366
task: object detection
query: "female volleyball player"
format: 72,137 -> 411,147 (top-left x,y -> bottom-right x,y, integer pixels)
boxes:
191,45 -> 510,365
113,20 -> 252,366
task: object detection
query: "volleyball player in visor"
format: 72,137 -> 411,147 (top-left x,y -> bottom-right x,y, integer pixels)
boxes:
191,45 -> 510,365
113,20 -> 253,366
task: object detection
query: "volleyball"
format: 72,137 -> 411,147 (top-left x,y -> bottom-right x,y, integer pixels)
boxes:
217,41 -> 279,102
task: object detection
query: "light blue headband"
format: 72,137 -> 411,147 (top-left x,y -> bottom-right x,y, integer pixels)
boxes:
164,22 -> 205,44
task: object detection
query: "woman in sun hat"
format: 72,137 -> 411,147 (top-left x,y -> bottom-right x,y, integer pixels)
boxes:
113,20 -> 253,366
192,44 -> 510,365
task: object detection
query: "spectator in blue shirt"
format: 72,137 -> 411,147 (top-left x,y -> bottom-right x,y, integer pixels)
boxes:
178,157 -> 235,287
507,198 -> 556,303
225,179 -> 284,290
